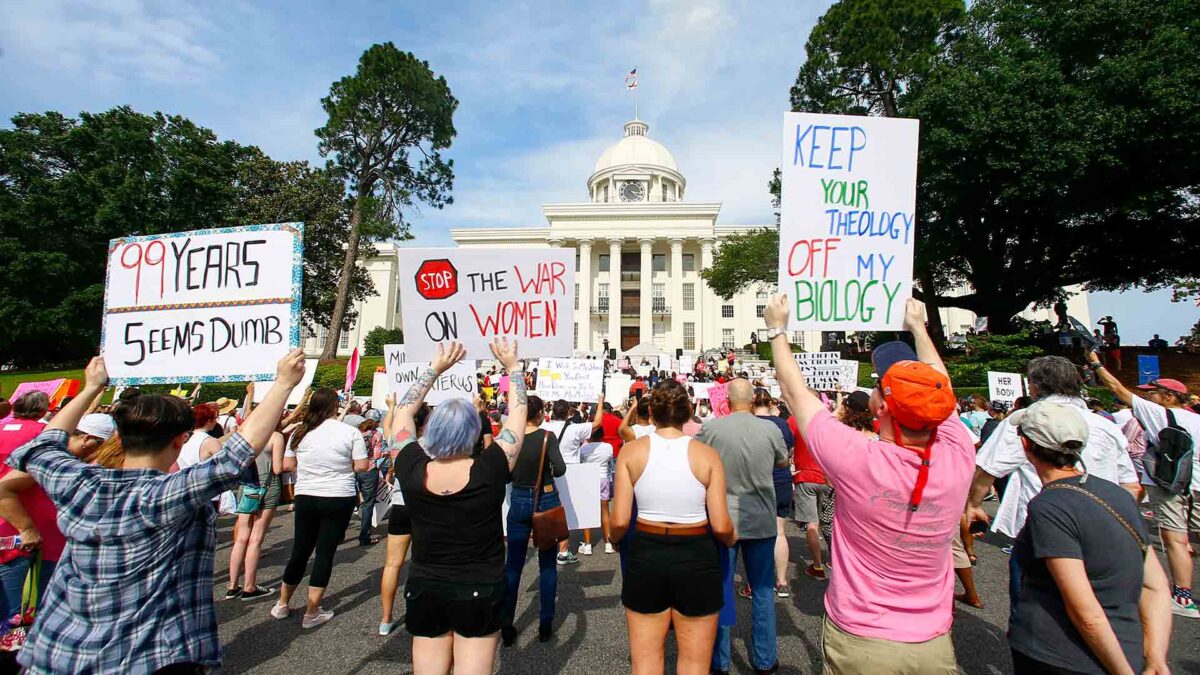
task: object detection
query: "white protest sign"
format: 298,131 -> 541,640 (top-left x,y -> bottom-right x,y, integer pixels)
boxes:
777,113 -> 918,330
371,371 -> 389,410
605,373 -> 633,399
102,223 -> 303,385
692,382 -> 713,400
537,358 -> 603,403
252,359 -> 318,406
397,248 -> 575,360
839,360 -> 860,391
794,352 -> 851,391
988,371 -> 1024,405
502,463 -> 603,532
635,365 -> 652,378
384,344 -> 476,405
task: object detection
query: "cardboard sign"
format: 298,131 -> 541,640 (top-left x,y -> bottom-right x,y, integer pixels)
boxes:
502,463 -> 603,532
101,223 -> 303,385
383,345 -> 476,405
795,352 -> 856,391
0,380 -> 67,423
537,358 -> 604,403
987,371 -> 1024,405
605,373 -> 633,399
397,248 -> 575,360
252,359 -> 319,406
777,113 -> 918,330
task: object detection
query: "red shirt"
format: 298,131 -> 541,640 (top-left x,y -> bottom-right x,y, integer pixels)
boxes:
601,413 -> 625,457
789,416 -> 826,485
0,419 -> 66,563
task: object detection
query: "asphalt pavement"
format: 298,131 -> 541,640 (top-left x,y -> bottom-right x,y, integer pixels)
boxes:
213,506 -> 1200,674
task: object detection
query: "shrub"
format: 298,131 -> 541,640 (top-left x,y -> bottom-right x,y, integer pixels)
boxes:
363,327 -> 404,356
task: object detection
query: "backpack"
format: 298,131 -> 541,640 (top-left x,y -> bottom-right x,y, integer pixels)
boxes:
1143,409 -> 1194,496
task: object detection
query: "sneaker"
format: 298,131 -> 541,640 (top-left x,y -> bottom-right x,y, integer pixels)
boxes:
224,587 -> 242,600
269,602 -> 290,620
775,584 -> 790,598
1172,596 -> 1200,618
604,542 -> 615,554
1000,545 -> 1014,555
501,625 -> 517,646
302,608 -> 335,629
804,564 -> 827,581
379,620 -> 401,636
538,621 -> 553,642
737,584 -> 752,599
983,493 -> 997,502
556,552 -> 579,566
579,542 -> 593,556
240,586 -> 273,601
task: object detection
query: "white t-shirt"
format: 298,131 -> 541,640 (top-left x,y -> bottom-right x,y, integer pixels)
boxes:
1112,408 -> 1134,426
580,441 -> 615,482
632,423 -> 656,439
285,419 -> 367,497
976,394 -> 1137,538
1131,396 -> 1200,492
541,420 -> 593,464
217,415 -> 237,434
177,432 -> 209,470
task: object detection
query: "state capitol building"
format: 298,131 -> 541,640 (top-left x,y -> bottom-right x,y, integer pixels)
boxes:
308,118 -> 1088,358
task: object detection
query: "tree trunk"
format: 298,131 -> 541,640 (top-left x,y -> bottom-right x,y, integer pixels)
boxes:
917,271 -> 946,350
320,194 -> 364,361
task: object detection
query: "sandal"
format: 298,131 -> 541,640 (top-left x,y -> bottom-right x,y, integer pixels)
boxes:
360,535 -> 382,546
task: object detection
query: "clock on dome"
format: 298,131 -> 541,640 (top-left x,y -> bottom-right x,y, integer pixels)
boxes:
619,181 -> 645,202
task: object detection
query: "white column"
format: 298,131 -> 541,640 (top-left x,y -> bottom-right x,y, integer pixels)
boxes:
639,237 -> 653,347
700,237 -> 716,350
608,238 -> 622,353
669,237 -> 684,350
577,239 -> 592,351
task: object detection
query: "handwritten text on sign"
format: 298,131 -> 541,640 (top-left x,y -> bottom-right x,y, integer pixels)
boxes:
384,345 -> 477,405
536,358 -> 604,403
102,223 -> 303,385
398,248 -> 575,360
777,113 -> 919,330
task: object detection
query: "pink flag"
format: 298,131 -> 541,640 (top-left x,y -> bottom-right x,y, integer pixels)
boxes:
344,348 -> 360,392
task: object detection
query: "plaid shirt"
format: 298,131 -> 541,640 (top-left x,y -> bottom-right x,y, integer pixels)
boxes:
9,429 -> 255,674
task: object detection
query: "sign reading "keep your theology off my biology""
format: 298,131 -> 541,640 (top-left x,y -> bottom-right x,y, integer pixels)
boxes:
777,113 -> 919,331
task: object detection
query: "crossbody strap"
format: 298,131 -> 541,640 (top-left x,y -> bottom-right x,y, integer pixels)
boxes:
1043,482 -> 1147,554
533,431 -> 550,511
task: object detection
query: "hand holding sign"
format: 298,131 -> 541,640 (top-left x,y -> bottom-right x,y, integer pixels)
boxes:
903,297 -> 925,334
489,337 -> 521,372
764,293 -> 790,330
431,341 -> 468,375
85,355 -> 110,390
276,348 -> 308,388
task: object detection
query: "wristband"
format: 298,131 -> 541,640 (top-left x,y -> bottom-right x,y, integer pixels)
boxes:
1088,361 -> 1104,372
766,326 -> 787,340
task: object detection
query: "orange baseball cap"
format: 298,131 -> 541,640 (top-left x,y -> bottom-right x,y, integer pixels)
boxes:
880,361 -> 957,431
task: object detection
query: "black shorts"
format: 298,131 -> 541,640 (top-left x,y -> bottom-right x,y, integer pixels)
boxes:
404,576 -> 505,638
774,470 -> 794,518
621,531 -> 722,617
388,505 -> 412,536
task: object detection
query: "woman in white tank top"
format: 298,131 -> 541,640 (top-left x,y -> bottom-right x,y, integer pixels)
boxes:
611,380 -> 736,675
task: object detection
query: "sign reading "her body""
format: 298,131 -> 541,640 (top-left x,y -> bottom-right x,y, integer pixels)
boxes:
398,248 -> 576,360
384,345 -> 477,405
102,223 -> 303,385
777,113 -> 919,330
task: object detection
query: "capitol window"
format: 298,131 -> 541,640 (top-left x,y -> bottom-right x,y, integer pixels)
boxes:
756,305 -> 765,318
599,255 -> 610,272
683,283 -> 695,310
722,305 -> 734,318
793,332 -> 806,348
682,254 -> 695,272
721,329 -> 735,348
652,254 -> 666,272
661,183 -> 667,202
683,323 -> 696,350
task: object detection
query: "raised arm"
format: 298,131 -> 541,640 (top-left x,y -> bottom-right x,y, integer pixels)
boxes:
1086,348 -> 1134,406
392,342 -> 467,451
591,393 -> 606,431
905,298 -> 948,377
48,356 -> 108,434
763,295 -> 825,436
490,338 -> 526,469
618,402 -> 638,442
238,349 -> 306,453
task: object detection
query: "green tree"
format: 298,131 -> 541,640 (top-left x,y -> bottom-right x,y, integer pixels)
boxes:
317,42 -> 458,360
0,107 -> 249,367
363,326 -> 404,356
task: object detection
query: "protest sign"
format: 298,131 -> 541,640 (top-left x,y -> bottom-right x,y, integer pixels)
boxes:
502,464 -> 602,532
101,223 -> 303,385
537,358 -> 604,402
605,373 -> 632,399
0,380 -> 67,423
709,383 -> 730,416
383,345 -> 476,405
1138,355 -> 1161,385
987,372 -> 1024,405
692,382 -> 712,400
371,371 -> 390,410
252,359 -> 319,406
795,352 -> 853,391
397,248 -> 575,360
777,113 -> 919,330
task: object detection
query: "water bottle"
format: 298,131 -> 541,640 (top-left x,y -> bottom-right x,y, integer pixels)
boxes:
0,536 -> 21,551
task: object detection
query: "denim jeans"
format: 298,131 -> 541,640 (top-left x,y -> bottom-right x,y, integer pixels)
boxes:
712,537 -> 777,671
504,486 -> 562,626
0,556 -> 57,623
1008,548 -> 1022,624
355,470 -> 379,545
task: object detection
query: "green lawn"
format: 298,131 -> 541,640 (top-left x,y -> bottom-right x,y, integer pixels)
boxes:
1,367 -> 87,398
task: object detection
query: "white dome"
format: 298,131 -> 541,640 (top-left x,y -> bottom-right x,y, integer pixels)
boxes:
593,121 -> 678,173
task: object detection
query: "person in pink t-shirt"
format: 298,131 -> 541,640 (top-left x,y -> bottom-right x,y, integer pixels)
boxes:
765,295 -> 974,674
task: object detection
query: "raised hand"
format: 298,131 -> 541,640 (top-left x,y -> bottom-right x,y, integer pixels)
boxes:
276,348 -> 307,388
764,294 -> 790,330
85,355 -> 109,390
902,297 -> 926,334
489,337 -> 520,371
431,342 -> 467,374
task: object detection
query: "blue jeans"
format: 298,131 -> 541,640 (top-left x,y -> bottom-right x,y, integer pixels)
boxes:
0,556 -> 56,623
1008,548 -> 1022,624
712,537 -> 777,671
504,486 -> 562,627
355,470 -> 379,545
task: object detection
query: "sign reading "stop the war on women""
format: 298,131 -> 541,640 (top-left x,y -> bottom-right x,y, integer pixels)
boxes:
777,113 -> 919,330
398,248 -> 576,360
101,223 -> 304,385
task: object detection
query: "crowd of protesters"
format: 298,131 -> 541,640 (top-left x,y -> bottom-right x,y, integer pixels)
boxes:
0,298 -> 1195,674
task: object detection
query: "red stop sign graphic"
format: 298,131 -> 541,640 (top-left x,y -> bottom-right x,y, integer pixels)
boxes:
415,259 -> 458,300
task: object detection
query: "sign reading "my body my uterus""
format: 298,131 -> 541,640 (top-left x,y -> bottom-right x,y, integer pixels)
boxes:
101,223 -> 303,385
398,248 -> 576,360
777,113 -> 919,331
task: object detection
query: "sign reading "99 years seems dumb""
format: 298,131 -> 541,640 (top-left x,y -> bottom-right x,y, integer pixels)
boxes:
777,113 -> 919,331
101,223 -> 303,385
397,248 -> 576,361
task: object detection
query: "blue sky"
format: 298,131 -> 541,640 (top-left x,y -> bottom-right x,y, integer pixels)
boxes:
1,0 -> 1193,344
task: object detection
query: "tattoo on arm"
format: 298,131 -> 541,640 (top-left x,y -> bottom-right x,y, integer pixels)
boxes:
392,428 -> 417,451
498,428 -> 517,445
510,374 -> 528,406
399,367 -> 438,407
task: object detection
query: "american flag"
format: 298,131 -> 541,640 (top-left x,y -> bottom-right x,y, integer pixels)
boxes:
625,68 -> 638,90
